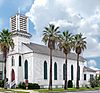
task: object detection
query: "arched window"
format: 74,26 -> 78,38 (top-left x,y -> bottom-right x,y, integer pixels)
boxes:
54,62 -> 57,80
71,65 -> 73,80
44,61 -> 47,79
19,56 -> 21,66
11,56 -> 14,66
78,66 -> 80,80
63,64 -> 66,80
24,60 -> 28,79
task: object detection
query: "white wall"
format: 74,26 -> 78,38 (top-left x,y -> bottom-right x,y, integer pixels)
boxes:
7,31 -> 32,85
7,46 -> 34,84
12,35 -> 30,53
6,31 -> 87,87
0,62 -> 4,71
7,44 -> 88,88
22,52 -> 34,83
0,62 -> 4,79
33,53 -> 84,87
7,54 -> 20,84
83,71 -> 96,87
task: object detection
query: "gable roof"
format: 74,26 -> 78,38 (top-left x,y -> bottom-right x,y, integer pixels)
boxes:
23,42 -> 85,62
83,66 -> 96,72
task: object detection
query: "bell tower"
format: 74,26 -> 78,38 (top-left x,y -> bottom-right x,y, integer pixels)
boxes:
10,12 -> 32,53
7,13 -> 32,85
10,12 -> 28,32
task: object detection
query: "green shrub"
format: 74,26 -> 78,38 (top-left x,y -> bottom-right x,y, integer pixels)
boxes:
28,83 -> 33,89
18,82 -> 26,89
28,83 -> 40,89
18,82 -> 40,89
68,80 -> 73,88
89,77 -> 100,88
0,80 -> 4,87
89,75 -> 100,88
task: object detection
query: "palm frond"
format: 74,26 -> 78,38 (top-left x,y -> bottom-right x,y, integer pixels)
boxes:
0,29 -> 14,56
74,33 -> 87,54
58,31 -> 73,54
42,24 -> 60,49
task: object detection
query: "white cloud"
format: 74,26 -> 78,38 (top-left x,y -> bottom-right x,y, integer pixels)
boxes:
87,59 -> 99,70
84,61 -> 87,67
78,10 -> 100,57
56,0 -> 100,17
18,0 -> 33,11
33,0 -> 47,7
26,0 -> 100,58
89,66 -> 99,70
26,0 -> 82,43
88,60 -> 97,67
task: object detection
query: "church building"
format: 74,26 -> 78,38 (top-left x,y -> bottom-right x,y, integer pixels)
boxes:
1,13 -> 96,88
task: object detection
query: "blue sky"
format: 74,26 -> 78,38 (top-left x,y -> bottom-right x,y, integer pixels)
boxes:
0,0 -> 100,69
0,0 -> 34,32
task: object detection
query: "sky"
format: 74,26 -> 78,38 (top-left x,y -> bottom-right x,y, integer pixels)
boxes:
0,0 -> 100,70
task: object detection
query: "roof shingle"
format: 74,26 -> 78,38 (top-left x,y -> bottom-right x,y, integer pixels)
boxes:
23,42 -> 85,62
83,66 -> 96,72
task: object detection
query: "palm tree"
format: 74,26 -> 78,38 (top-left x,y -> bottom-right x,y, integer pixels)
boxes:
42,24 -> 60,90
58,31 -> 73,89
73,33 -> 86,89
0,29 -> 14,88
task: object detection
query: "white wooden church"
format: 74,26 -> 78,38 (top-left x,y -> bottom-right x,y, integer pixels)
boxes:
0,13 -> 96,88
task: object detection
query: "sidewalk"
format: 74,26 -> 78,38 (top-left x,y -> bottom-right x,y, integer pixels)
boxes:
0,87 -> 39,93
10,89 -> 39,93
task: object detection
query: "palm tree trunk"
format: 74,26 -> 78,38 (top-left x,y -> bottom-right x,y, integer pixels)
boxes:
64,54 -> 68,89
3,49 -> 7,88
4,58 -> 6,80
76,54 -> 79,89
49,49 -> 52,90
4,56 -> 7,88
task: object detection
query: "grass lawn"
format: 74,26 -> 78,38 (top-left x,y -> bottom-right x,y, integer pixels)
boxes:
35,87 -> 100,92
0,87 -> 100,93
0,88 -> 29,93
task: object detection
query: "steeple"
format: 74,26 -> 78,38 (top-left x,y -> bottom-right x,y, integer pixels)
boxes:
10,13 -> 32,53
10,12 -> 31,39
10,12 -> 28,33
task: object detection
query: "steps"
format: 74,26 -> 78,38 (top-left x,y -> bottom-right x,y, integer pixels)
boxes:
10,80 -> 16,88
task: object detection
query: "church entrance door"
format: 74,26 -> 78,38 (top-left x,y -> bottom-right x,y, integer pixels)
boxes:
11,69 -> 15,81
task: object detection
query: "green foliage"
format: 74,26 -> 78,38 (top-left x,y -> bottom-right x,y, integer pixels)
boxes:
89,76 -> 100,88
36,87 -> 100,92
58,31 -> 73,54
0,29 -> 14,53
42,24 -> 60,49
18,82 -> 40,89
0,80 -> 4,87
68,80 -> 73,88
18,82 -> 26,89
28,83 -> 40,89
97,75 -> 100,80
0,29 -> 14,85
73,33 -> 87,54
42,24 -> 87,90
90,79 -> 96,88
